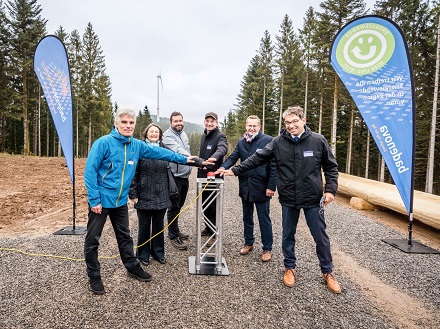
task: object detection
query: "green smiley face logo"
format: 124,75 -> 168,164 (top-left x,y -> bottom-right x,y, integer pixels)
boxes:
336,24 -> 395,76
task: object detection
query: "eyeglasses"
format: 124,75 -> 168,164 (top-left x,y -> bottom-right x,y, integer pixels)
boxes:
284,119 -> 301,126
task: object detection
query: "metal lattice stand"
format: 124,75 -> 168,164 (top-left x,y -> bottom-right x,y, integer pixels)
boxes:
189,178 -> 229,276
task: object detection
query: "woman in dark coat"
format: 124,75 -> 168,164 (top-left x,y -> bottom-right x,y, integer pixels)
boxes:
129,123 -> 171,265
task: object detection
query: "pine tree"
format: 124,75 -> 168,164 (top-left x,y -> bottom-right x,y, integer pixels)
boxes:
374,0 -> 437,191
0,1 -> 14,152
6,0 -> 46,155
256,30 -> 277,136
66,29 -> 83,157
134,105 -> 152,139
299,7 -> 319,121
235,54 -> 262,134
275,15 -> 305,130
80,22 -> 112,154
317,0 -> 367,158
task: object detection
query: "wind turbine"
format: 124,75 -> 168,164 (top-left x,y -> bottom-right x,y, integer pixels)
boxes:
156,73 -> 163,123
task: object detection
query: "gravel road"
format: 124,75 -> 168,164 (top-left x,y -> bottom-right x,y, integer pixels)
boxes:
1,173 -> 439,329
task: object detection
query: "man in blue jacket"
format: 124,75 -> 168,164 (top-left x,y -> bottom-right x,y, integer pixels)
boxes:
219,106 -> 341,294
220,115 -> 277,262
84,107 -> 202,295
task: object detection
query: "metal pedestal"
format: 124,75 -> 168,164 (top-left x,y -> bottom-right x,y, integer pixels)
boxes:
189,178 -> 229,276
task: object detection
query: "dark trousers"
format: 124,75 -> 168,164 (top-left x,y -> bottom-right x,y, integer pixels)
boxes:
167,177 -> 189,239
242,199 -> 273,251
136,208 -> 166,261
84,204 -> 139,279
281,205 -> 333,273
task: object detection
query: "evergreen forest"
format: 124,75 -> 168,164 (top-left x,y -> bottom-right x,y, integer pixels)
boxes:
1,0 -> 439,194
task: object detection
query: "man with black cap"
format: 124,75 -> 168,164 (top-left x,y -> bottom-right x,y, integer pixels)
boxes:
198,112 -> 228,246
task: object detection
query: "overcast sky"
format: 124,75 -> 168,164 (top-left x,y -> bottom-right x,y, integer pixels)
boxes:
38,0 -> 376,124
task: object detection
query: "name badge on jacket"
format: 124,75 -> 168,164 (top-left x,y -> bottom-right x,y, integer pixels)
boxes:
207,145 -> 212,150
303,151 -> 313,157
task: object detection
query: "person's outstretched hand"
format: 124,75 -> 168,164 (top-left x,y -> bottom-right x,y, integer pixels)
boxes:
215,168 -> 234,177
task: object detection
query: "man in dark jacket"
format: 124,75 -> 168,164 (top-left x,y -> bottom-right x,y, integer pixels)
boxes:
220,115 -> 277,262
198,112 -> 228,246
218,106 -> 341,294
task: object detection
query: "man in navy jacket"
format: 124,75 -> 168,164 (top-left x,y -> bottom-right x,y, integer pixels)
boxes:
220,115 -> 277,262
219,106 -> 341,294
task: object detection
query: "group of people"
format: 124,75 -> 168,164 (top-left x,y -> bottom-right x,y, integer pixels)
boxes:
84,105 -> 341,296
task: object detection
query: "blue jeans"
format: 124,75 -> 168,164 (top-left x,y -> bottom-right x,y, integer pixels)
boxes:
84,204 -> 140,279
281,205 -> 333,273
136,208 -> 166,261
242,199 -> 273,251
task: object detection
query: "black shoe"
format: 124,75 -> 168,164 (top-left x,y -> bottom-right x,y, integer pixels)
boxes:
201,228 -> 210,237
170,237 -> 188,250
179,232 -> 189,240
128,267 -> 153,282
89,278 -> 105,295
155,257 -> 166,264
139,259 -> 149,266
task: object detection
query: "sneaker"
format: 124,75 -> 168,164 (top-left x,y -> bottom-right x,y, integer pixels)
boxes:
323,273 -> 341,294
239,245 -> 254,255
170,237 -> 188,250
201,228 -> 210,236
89,278 -> 105,295
128,267 -> 153,282
261,250 -> 272,262
179,232 -> 189,240
283,268 -> 296,287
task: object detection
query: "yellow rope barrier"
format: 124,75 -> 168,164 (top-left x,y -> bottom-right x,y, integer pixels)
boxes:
0,181 -> 209,262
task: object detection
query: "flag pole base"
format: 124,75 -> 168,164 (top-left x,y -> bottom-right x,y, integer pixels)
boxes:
382,239 -> 439,254
188,256 -> 230,276
53,226 -> 87,235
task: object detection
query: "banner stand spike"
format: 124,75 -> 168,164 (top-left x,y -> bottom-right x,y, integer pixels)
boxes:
53,178 -> 86,235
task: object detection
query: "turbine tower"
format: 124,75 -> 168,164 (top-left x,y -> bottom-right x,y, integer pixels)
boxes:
156,73 -> 163,123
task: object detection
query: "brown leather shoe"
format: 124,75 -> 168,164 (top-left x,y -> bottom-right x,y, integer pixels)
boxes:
323,273 -> 341,294
261,250 -> 272,262
283,268 -> 295,287
239,245 -> 254,255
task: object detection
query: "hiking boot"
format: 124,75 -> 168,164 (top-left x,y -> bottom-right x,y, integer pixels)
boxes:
323,273 -> 341,294
201,228 -> 210,236
261,250 -> 272,262
239,245 -> 254,255
89,278 -> 105,295
283,268 -> 296,287
128,267 -> 153,282
179,232 -> 189,240
170,237 -> 188,250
